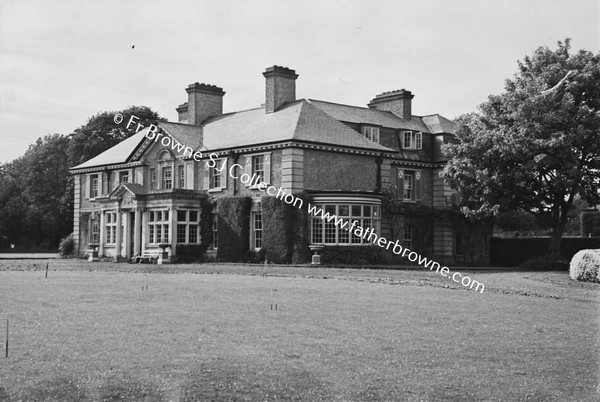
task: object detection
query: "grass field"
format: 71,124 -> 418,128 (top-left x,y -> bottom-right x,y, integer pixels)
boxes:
0,260 -> 598,401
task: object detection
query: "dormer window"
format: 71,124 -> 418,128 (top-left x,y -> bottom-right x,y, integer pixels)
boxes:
402,131 -> 422,150
362,126 -> 380,143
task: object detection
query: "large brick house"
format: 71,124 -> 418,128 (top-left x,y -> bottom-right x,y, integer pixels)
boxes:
70,66 -> 491,265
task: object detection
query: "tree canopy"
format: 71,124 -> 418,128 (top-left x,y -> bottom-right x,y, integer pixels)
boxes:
443,39 -> 600,256
0,106 -> 162,251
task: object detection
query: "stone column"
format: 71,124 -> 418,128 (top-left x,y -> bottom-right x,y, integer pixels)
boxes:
99,210 -> 105,256
169,206 -> 177,259
123,211 -> 131,258
134,208 -> 142,255
115,208 -> 122,261
141,209 -> 148,254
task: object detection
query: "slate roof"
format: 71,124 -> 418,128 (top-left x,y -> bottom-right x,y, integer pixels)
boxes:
71,128 -> 150,169
309,99 -> 433,133
421,114 -> 458,134
200,100 -> 393,152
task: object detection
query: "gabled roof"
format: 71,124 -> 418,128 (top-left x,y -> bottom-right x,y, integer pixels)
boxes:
71,128 -> 150,170
421,114 -> 457,134
112,182 -> 147,196
308,99 -> 432,133
200,100 -> 394,152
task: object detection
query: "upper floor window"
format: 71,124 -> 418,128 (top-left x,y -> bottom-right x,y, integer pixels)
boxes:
162,166 -> 172,190
362,126 -> 380,143
398,169 -> 421,202
89,174 -> 99,198
119,171 -> 129,184
207,158 -> 227,190
252,155 -> 265,183
177,165 -> 185,189
150,168 -> 157,190
402,131 -> 422,150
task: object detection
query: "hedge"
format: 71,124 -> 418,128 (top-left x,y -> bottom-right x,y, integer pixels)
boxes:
216,196 -> 251,262
581,211 -> 600,237
176,244 -> 208,263
320,245 -> 385,265
490,237 -> 600,266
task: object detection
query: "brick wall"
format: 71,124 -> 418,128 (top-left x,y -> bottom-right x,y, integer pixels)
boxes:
303,150 -> 376,191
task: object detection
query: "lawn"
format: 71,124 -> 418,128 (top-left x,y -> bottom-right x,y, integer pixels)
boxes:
0,261 -> 598,401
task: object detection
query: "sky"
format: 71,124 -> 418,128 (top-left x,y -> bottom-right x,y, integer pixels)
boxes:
0,0 -> 598,164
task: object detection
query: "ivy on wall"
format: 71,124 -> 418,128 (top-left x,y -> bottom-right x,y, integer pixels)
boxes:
216,196 -> 251,262
261,192 -> 311,264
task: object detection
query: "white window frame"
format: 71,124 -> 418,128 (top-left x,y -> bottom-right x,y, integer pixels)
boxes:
310,204 -> 381,246
105,211 -> 117,244
162,166 -> 173,190
251,208 -> 263,250
177,165 -> 185,189
399,169 -> 421,202
207,158 -> 227,191
150,168 -> 157,190
362,126 -> 380,143
90,175 -> 99,198
176,209 -> 200,244
402,131 -> 422,150
148,209 -> 170,244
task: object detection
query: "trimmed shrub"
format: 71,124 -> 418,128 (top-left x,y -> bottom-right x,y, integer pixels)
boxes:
569,249 -> 600,283
261,196 -> 294,263
176,244 -> 208,263
260,192 -> 311,264
581,211 -> 600,237
216,196 -> 251,262
320,245 -> 385,265
58,233 -> 75,257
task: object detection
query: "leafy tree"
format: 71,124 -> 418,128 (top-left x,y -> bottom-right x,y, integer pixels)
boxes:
0,106 -> 162,251
443,39 -> 600,258
68,105 -> 163,167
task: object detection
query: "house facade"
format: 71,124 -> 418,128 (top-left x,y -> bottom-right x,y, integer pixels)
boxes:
70,66 -> 491,265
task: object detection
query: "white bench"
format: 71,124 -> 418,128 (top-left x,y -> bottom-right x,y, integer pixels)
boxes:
130,251 -> 160,264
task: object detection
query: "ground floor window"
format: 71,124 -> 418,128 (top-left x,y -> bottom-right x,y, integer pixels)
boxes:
176,209 -> 199,244
91,219 -> 99,243
148,209 -> 169,244
251,204 -> 263,250
404,224 -> 413,249
311,203 -> 380,245
105,211 -> 116,244
212,213 -> 218,249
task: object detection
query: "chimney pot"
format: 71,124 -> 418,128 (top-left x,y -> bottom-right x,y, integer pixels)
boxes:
263,66 -> 298,113
182,83 -> 226,124
368,89 -> 414,120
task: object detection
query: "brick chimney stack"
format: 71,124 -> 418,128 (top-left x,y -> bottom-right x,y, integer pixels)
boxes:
178,83 -> 226,125
263,66 -> 298,114
368,89 -> 414,120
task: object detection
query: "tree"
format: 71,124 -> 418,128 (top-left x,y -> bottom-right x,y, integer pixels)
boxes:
443,39 -> 600,258
68,105 -> 163,167
0,106 -> 162,251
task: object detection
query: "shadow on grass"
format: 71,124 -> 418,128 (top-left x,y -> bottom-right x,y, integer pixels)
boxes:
180,363 -> 332,401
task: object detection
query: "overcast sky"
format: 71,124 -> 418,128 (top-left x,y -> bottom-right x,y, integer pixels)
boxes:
0,0 -> 598,163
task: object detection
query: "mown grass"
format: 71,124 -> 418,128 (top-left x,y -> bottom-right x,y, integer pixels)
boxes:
0,263 -> 598,401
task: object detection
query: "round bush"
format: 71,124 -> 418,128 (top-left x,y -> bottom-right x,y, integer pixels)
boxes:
569,249 -> 600,283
